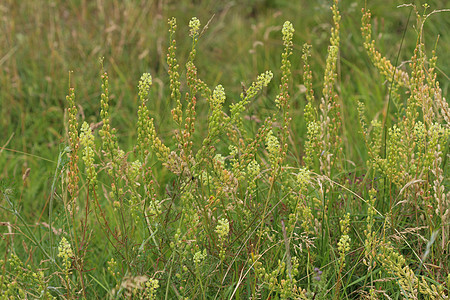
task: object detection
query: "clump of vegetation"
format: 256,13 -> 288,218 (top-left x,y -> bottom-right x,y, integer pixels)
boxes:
1,1 -> 448,299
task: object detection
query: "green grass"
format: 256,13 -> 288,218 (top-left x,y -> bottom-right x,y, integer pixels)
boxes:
1,0 -> 449,299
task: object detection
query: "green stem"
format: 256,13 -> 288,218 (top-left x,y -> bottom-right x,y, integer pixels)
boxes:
49,146 -> 71,261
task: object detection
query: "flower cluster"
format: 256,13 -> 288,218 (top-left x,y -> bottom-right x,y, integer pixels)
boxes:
196,85 -> 227,164
363,189 -> 377,268
193,249 -> 207,265
337,213 -> 351,267
136,73 -> 170,162
167,17 -> 182,113
143,278 -> 159,300
216,218 -> 229,260
281,21 -> 294,46
247,159 -> 260,192
247,70 -> 273,99
80,122 -> 97,190
230,71 -> 273,129
247,159 -> 260,178
138,72 -> 152,101
189,17 -> 200,38
66,87 -> 79,200
296,167 -> 311,191
58,237 -> 74,270
58,236 -> 74,289
215,218 -> 229,240
266,130 -> 280,167
211,84 -> 226,109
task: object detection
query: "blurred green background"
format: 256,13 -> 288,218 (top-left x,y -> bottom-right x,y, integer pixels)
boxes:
1,0 -> 448,215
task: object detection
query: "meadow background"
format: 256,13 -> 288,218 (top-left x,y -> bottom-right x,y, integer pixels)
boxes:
0,0 -> 449,299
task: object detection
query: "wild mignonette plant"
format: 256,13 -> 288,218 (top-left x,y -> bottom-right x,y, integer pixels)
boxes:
358,4 -> 449,299
0,1 -> 448,299
303,0 -> 343,178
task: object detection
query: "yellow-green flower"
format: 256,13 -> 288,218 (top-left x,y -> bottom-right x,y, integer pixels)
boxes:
80,122 -> 97,189
193,249 -> 207,265
189,17 -> 201,37
212,85 -> 226,108
297,167 -> 311,188
58,237 -> 74,271
143,278 -> 159,299
282,21 -> 294,45
138,73 -> 153,100
215,218 -> 230,240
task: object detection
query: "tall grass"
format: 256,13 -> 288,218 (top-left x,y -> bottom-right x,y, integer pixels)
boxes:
1,0 -> 449,299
